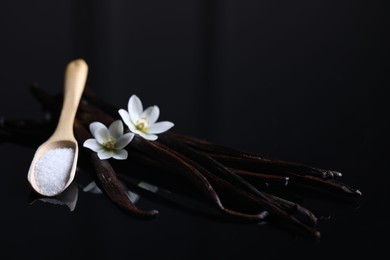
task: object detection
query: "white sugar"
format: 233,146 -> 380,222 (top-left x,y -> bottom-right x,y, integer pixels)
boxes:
35,147 -> 74,196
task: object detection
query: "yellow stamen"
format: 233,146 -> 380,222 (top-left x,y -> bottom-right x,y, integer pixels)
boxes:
136,122 -> 145,131
103,137 -> 116,150
135,119 -> 148,133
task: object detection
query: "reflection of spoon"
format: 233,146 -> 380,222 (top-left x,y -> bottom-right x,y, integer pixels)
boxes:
30,182 -> 79,211
27,59 -> 88,196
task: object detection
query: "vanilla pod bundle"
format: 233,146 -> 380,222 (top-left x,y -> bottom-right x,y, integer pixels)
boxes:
0,85 -> 362,239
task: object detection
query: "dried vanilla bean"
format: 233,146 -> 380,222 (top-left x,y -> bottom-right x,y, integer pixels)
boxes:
156,136 -> 318,233
230,168 -> 289,188
89,152 -> 158,218
74,120 -> 158,218
168,132 -> 339,179
167,134 -> 361,198
129,135 -> 270,221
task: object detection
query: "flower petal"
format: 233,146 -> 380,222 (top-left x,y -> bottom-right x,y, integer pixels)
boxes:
118,109 -> 134,128
147,121 -> 174,134
89,122 -> 107,138
129,128 -> 144,136
130,128 -> 157,140
138,131 -> 158,141
142,105 -> 160,125
97,150 -> 113,160
127,123 -> 138,133
115,133 -> 134,149
95,127 -> 110,144
83,139 -> 102,152
128,95 -> 143,123
112,149 -> 128,160
109,120 -> 124,139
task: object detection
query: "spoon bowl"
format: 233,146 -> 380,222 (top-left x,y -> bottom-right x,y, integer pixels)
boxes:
27,59 -> 88,196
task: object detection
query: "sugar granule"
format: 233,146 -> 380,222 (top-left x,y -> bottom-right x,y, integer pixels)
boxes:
35,147 -> 74,196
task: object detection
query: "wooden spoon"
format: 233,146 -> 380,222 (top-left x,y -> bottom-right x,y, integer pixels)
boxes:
27,59 -> 88,196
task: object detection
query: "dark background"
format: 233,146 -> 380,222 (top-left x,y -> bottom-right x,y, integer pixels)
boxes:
0,0 -> 388,259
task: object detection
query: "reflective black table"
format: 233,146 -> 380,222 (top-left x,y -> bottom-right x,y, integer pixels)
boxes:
1,0 -> 388,258
1,111 -> 387,259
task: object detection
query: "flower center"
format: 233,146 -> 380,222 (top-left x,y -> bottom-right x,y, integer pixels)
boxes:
135,119 -> 148,132
103,137 -> 116,150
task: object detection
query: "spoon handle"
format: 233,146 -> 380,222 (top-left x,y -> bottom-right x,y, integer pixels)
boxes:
52,59 -> 88,140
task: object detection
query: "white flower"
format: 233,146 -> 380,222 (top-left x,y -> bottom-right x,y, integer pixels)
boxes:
83,120 -> 134,160
118,94 -> 174,141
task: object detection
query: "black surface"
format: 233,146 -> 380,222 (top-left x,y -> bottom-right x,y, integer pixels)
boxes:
1,0 -> 389,259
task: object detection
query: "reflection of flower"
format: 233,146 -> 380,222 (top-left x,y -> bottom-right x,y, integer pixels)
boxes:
83,181 -> 140,203
83,181 -> 103,194
118,94 -> 174,141
83,120 -> 134,160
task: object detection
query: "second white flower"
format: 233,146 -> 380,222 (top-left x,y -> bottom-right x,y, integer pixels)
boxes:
118,94 -> 174,141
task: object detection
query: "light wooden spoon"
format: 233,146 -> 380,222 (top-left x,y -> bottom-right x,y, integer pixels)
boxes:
27,59 -> 88,196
